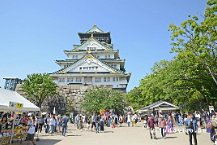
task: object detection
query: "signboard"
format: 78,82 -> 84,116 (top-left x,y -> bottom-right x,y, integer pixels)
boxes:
209,106 -> 215,113
9,102 -> 16,108
9,102 -> 23,110
16,103 -> 23,109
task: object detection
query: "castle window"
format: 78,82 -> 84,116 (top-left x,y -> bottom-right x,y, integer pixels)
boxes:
58,78 -> 65,82
67,78 -> 73,82
116,77 -> 119,81
87,47 -> 96,51
76,77 -> 82,82
72,55 -> 78,59
95,77 -> 101,82
113,77 -> 116,82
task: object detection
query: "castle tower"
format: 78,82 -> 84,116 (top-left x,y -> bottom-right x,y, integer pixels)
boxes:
50,25 -> 131,92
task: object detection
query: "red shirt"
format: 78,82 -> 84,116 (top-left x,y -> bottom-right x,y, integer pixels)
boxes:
148,117 -> 155,128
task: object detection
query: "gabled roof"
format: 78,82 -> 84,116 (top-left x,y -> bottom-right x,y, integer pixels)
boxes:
140,101 -> 179,111
69,37 -> 111,52
86,25 -> 104,33
52,53 -> 124,74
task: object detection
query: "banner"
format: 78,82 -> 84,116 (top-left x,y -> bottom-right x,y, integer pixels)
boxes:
9,102 -> 23,110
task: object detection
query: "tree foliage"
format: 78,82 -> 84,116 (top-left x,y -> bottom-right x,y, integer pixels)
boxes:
22,73 -> 57,108
169,0 -> 217,85
127,0 -> 217,111
81,88 -> 128,114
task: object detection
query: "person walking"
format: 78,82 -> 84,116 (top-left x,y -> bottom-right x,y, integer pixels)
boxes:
119,115 -> 124,127
86,116 -> 91,130
127,114 -> 131,127
134,114 -> 138,126
75,114 -> 79,129
44,115 -> 50,134
91,114 -> 96,131
111,116 -> 116,128
27,123 -> 36,145
56,115 -> 62,133
38,115 -> 44,133
61,114 -> 68,136
100,116 -> 105,132
107,116 -> 112,127
186,113 -> 198,145
131,114 -> 136,127
69,113 -> 73,124
148,115 -> 156,139
78,114 -> 83,130
159,117 -> 167,138
209,122 -> 216,144
49,115 -> 55,135
95,115 -> 100,133
166,116 -> 174,133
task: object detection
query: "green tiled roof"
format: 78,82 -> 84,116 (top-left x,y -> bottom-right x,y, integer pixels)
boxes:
52,54 -> 125,74
86,25 -> 104,33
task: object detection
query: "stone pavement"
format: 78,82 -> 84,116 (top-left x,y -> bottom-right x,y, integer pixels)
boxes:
14,123 -> 213,145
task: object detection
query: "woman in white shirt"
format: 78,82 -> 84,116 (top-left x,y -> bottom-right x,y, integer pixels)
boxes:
127,114 -> 131,127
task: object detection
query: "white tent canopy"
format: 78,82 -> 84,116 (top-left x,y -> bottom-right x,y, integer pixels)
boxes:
0,88 -> 40,112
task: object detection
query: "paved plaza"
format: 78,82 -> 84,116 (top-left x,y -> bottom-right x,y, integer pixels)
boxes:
14,123 -> 213,145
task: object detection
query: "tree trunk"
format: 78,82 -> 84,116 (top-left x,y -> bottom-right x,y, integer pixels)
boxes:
204,60 -> 217,86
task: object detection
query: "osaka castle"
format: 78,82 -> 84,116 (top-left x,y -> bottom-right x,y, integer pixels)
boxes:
50,25 -> 131,92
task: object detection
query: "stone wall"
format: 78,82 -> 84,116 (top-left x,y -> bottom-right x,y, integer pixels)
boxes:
16,84 -> 93,114
57,84 -> 93,113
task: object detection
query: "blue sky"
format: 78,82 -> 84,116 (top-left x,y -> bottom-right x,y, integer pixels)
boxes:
0,0 -> 206,91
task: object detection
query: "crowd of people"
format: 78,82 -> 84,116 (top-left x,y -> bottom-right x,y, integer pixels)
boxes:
0,112 -> 69,145
0,110 -> 216,145
72,112 -> 139,133
144,110 -> 217,145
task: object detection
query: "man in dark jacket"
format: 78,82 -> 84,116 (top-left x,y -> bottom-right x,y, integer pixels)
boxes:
186,113 -> 198,145
148,115 -> 156,139
62,115 -> 68,136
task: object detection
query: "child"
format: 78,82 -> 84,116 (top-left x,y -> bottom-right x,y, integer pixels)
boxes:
143,119 -> 147,128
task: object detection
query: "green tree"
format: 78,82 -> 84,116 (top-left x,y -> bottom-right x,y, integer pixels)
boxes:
22,73 -> 57,108
127,0 -> 217,111
126,87 -> 144,111
81,88 -> 127,114
169,0 -> 217,85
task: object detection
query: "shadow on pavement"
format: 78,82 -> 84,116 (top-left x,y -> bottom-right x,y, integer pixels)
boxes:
103,131 -> 114,133
12,139 -> 62,145
67,134 -> 82,136
165,136 -> 177,139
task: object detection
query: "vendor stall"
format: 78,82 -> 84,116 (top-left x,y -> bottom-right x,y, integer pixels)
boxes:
0,88 -> 40,144
0,88 -> 40,112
